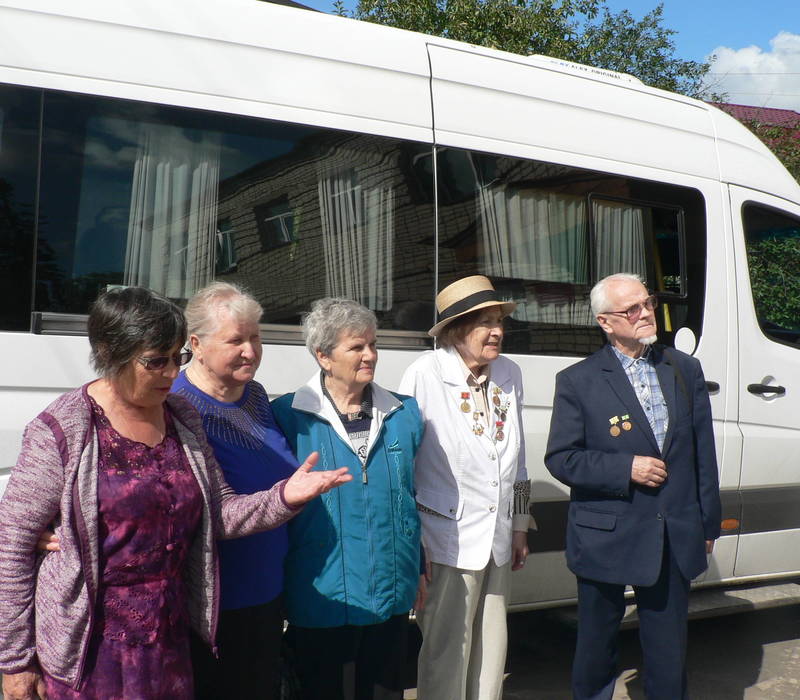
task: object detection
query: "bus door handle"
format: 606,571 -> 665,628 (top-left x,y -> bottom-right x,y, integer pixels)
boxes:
747,383 -> 786,396
705,381 -> 720,393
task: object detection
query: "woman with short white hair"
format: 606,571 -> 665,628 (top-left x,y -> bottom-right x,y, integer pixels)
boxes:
173,281 -> 304,700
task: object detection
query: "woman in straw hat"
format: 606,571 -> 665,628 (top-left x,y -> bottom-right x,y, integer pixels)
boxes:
399,275 -> 530,700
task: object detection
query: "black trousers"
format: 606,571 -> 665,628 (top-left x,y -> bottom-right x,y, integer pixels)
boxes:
572,538 -> 691,700
190,595 -> 284,700
285,614 -> 409,700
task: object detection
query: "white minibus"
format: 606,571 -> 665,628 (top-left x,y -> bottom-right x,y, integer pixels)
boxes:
2,0 -> 800,611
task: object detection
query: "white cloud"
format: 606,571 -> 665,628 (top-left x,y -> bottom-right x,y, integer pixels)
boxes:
704,31 -> 800,111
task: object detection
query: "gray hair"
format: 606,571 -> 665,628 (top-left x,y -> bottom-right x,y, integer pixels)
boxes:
590,273 -> 645,318
88,286 -> 186,377
303,298 -> 377,358
185,281 -> 263,339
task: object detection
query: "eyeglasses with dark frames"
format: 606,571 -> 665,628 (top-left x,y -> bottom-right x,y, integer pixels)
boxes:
136,350 -> 193,371
602,295 -> 659,323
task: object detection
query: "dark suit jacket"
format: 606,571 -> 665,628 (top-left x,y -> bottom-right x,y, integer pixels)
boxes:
545,344 -> 721,587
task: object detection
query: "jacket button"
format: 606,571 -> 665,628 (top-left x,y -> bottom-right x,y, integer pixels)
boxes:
491,480 -> 498,487
489,505 -> 497,512
657,513 -> 663,520
165,543 -> 175,551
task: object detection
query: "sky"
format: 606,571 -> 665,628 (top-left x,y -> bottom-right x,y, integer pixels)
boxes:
299,0 -> 800,110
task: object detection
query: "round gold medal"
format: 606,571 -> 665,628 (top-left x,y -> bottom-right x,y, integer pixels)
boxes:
622,421 -> 632,431
610,425 -> 621,437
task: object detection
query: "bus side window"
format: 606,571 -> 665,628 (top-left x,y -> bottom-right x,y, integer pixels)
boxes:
743,204 -> 800,347
0,84 -> 39,332
32,91 -> 436,332
435,147 -> 706,356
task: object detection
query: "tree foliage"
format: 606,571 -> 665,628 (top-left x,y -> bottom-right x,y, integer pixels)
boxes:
344,0 -> 718,99
747,236 -> 800,336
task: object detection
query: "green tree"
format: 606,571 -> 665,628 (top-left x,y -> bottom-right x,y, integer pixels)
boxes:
346,0 -> 718,99
575,5 -> 715,97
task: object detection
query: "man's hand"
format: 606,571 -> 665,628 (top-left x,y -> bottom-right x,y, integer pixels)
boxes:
706,539 -> 715,554
631,456 -> 667,488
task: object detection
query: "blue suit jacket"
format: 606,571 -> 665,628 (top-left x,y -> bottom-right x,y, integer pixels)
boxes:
545,344 -> 721,587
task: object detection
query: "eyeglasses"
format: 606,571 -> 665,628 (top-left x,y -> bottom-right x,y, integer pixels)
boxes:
136,350 -> 193,371
602,295 -> 658,323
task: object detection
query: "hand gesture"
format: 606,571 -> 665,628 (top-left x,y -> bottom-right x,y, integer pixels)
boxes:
2,665 -> 47,700
283,452 -> 352,508
631,455 -> 667,488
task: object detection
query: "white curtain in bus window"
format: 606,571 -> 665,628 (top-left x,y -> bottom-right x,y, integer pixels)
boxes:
476,184 -> 591,324
592,200 -> 647,280
318,169 -> 394,310
124,124 -> 220,298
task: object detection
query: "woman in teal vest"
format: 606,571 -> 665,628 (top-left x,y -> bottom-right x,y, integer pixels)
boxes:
272,297 -> 424,700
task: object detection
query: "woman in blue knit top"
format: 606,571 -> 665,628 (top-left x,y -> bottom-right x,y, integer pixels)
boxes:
172,282 -> 300,700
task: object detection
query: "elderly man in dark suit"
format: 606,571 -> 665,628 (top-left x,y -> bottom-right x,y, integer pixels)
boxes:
545,273 -> 721,700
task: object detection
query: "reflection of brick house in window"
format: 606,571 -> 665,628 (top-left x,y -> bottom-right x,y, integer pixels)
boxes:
214,130 -> 434,327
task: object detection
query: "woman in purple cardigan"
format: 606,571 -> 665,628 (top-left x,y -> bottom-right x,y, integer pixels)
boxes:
0,287 -> 350,700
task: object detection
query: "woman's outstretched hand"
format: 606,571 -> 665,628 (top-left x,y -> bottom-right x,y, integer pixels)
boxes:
283,452 -> 352,507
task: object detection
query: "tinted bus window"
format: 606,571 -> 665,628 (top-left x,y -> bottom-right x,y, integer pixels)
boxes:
0,84 -> 39,331
436,148 -> 706,355
744,204 -> 800,347
34,91 -> 435,331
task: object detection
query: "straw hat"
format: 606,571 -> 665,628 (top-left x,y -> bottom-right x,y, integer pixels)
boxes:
429,275 -> 516,337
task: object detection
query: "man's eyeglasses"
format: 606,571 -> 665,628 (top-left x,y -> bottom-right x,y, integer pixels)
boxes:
136,350 -> 193,371
602,295 -> 658,323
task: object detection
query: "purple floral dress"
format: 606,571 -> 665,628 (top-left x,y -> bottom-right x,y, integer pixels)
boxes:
44,397 -> 203,700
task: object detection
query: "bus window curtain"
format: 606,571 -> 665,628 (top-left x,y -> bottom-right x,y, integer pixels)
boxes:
318,170 -> 394,311
124,124 -> 220,299
593,200 -> 648,281
476,185 -> 591,325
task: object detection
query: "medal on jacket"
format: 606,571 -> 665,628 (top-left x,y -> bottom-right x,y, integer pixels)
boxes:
621,413 -> 632,431
495,420 -> 505,442
609,415 -> 621,437
492,386 -> 502,407
473,423 -> 484,436
460,391 -> 471,413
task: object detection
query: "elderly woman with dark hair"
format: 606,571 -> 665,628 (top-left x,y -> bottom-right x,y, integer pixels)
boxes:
172,281 -> 300,700
271,297 -> 424,700
0,287 -> 349,700
399,275 -> 530,700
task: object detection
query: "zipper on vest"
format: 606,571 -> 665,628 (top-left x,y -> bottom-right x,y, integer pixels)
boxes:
362,463 -> 368,484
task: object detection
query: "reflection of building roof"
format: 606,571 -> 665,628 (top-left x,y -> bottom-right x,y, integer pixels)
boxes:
711,102 -> 800,130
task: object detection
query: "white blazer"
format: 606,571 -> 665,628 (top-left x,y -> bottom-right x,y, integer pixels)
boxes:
399,348 -> 527,569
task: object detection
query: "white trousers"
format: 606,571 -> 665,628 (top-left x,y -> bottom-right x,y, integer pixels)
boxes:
416,559 -> 511,700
